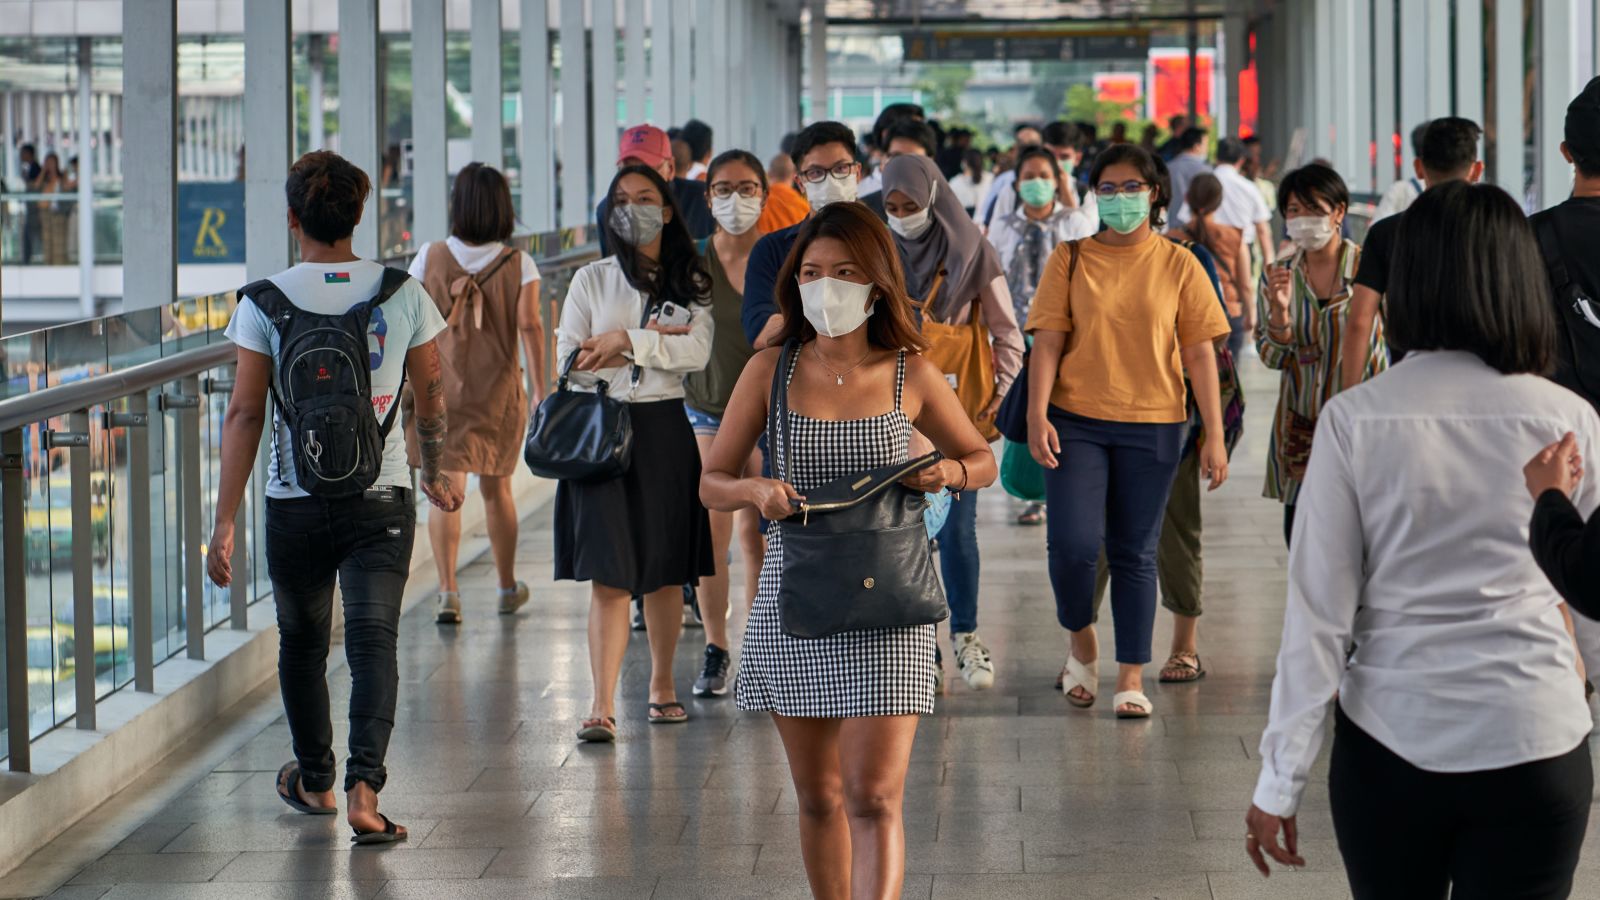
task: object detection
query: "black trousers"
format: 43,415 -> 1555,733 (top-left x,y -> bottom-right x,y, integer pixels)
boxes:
266,492 -> 416,793
1329,704 -> 1592,900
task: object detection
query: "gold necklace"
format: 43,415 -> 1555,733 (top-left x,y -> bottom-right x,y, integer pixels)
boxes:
811,343 -> 873,386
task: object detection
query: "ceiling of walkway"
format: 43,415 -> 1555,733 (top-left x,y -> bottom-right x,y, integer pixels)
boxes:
817,0 -> 1241,20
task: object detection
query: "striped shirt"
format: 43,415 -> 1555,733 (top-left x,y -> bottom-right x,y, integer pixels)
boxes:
1254,239 -> 1388,504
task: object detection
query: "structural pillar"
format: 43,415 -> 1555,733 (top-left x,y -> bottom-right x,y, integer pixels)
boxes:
122,0 -> 176,312
709,0 -> 731,142
808,0 -> 827,123
558,0 -> 590,227
1372,0 -> 1397,185
411,0 -> 448,244
1185,11 -> 1198,125
521,0 -> 556,232
649,0 -> 674,126
471,0 -> 504,169
591,0 -> 618,188
624,0 -> 647,124
692,0 -> 714,122
1397,0 -> 1426,175
729,0 -> 748,145
338,0 -> 381,259
245,0 -> 293,279
1492,0 -> 1523,192
1455,0 -> 1484,124
1541,0 -> 1580,208
1346,0 -> 1373,193
672,6 -> 692,129
1425,0 -> 1451,119
307,36 -> 326,152
76,37 -> 95,319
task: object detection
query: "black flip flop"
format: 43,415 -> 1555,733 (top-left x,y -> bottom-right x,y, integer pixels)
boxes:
275,762 -> 336,816
647,702 -> 688,724
350,813 -> 408,845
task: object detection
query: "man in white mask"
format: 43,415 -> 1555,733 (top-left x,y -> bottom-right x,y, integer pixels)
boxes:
741,121 -> 891,351
1340,117 -> 1483,391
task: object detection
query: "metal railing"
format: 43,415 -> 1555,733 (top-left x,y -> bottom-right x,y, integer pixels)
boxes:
0,235 -> 599,772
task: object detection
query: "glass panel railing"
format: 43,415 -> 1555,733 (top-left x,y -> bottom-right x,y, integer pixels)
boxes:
1,192 -> 125,267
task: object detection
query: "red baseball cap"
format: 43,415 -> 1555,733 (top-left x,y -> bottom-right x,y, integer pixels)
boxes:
617,124 -> 672,169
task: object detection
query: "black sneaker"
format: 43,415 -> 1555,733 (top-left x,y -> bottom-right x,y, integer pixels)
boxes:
631,596 -> 646,631
693,644 -> 731,697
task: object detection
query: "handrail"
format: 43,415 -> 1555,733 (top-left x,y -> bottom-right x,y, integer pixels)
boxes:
0,342 -> 234,434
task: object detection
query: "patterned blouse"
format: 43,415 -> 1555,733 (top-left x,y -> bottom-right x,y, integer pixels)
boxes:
1254,238 -> 1388,504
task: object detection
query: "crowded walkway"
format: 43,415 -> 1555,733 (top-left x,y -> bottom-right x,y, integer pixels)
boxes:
1,357 -> 1503,900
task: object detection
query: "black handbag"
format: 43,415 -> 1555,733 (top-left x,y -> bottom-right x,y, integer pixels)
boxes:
523,303 -> 651,482
769,340 -> 950,639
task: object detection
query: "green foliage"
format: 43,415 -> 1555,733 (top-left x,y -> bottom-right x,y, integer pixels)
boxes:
912,63 -> 975,118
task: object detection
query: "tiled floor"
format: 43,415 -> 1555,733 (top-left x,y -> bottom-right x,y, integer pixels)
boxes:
6,359 -> 1600,899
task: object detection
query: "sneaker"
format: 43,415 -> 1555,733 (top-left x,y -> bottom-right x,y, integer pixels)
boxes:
953,631 -> 995,691
683,583 -> 702,628
434,591 -> 461,625
632,596 -> 646,631
693,644 -> 731,697
498,581 -> 530,615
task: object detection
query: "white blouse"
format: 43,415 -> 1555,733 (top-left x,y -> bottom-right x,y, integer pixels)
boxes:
1253,350 -> 1600,818
554,256 -> 713,404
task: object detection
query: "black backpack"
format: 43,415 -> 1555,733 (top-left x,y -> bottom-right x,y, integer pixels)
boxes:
1535,216 -> 1600,408
239,267 -> 412,497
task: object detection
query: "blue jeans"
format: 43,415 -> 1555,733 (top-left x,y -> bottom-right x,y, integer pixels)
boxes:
935,488 -> 981,634
1043,410 -> 1184,665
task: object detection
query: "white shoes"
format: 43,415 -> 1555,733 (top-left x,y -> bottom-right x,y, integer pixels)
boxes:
435,591 -> 462,625
953,632 -> 996,691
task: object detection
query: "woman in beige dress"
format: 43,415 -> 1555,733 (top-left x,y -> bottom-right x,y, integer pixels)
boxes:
406,163 -> 545,623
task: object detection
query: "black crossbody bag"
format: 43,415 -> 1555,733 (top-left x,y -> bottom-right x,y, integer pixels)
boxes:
769,340 -> 949,639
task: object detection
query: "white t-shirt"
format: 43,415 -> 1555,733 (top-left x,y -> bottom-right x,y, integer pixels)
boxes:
225,260 -> 447,499
408,236 -> 541,286
1174,163 -> 1271,242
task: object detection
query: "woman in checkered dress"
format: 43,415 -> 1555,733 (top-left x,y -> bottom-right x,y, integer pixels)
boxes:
700,201 -> 995,899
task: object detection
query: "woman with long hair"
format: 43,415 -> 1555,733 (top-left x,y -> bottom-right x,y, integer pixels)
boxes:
406,162 -> 544,624
701,202 -> 995,900
557,164 -> 715,742
1256,163 -> 1386,546
881,152 -> 1023,693
1174,173 -> 1252,359
1246,181 -> 1598,900
685,149 -> 769,698
1026,143 -> 1231,720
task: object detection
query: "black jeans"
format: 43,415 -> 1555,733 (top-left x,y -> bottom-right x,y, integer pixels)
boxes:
1329,704 -> 1592,900
266,492 -> 416,793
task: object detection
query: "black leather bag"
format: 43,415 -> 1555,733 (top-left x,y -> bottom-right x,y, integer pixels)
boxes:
769,340 -> 950,639
524,302 -> 652,482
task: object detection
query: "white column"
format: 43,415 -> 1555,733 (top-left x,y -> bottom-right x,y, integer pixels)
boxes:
1455,0 -> 1484,124
729,0 -> 748,145
807,0 -> 827,123
558,0 -> 590,227
1314,0 -> 1334,161
1541,0 -> 1581,208
307,36 -> 326,152
521,0 -> 556,232
1425,0 -> 1451,119
650,0 -> 673,125
624,0 -> 646,124
672,5 -> 692,128
1398,0 -> 1427,175
1328,0 -> 1352,177
471,0 -> 504,168
411,0 -> 447,244
339,0 -> 381,259
1493,0 -> 1523,192
1373,0 -> 1397,185
591,0 -> 618,186
709,0 -> 731,142
76,37 -> 95,318
245,0 -> 293,280
122,0 -> 175,312
693,0 -> 713,122
1347,0 -> 1373,192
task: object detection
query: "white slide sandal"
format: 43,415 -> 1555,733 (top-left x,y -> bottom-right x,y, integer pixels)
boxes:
1113,690 -> 1153,719
1060,656 -> 1099,708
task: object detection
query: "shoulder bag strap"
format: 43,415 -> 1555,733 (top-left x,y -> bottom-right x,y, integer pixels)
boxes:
473,246 -> 518,288
1064,239 -> 1081,328
767,340 -> 798,487
369,268 -> 414,437
1535,216 -> 1574,294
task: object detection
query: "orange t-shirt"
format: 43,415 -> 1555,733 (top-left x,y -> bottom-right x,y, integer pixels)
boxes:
1025,233 -> 1230,424
759,183 -> 811,234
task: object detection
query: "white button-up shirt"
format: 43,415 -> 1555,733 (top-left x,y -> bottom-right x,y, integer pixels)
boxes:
1253,350 -> 1600,817
555,256 -> 714,403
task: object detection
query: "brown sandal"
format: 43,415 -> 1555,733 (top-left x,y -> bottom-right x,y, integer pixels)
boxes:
577,716 -> 618,743
1159,653 -> 1206,683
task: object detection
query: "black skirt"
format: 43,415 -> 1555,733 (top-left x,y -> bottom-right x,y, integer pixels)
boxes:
553,398 -> 715,595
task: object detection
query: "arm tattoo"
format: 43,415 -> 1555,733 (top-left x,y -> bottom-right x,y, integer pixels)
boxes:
416,412 -> 447,479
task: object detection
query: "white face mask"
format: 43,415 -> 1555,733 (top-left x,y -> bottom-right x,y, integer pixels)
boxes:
711,194 -> 763,235
888,205 -> 933,240
1286,215 -> 1336,251
798,276 -> 875,338
803,172 -> 859,211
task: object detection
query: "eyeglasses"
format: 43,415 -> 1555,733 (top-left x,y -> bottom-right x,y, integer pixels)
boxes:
798,161 -> 858,184
709,180 -> 763,199
1094,180 -> 1150,198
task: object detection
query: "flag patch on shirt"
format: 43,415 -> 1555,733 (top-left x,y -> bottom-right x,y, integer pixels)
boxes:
324,272 -> 351,284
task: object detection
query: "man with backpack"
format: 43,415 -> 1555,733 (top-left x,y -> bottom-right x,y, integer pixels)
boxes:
207,151 -> 462,845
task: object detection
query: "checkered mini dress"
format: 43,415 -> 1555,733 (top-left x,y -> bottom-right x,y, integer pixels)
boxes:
734,351 -> 938,718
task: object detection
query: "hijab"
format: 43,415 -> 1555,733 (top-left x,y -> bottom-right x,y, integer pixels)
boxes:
881,153 -> 1004,323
